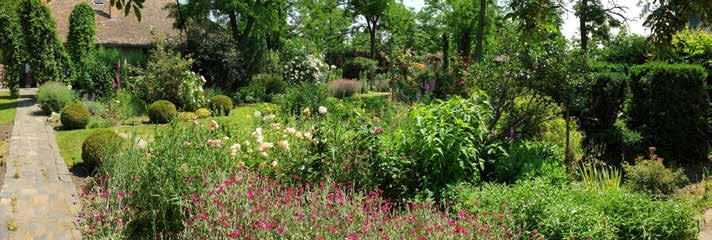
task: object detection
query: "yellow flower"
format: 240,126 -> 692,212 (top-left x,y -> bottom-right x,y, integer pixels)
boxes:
284,127 -> 296,136
270,160 -> 278,168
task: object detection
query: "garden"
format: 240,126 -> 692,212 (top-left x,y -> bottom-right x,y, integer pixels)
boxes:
0,0 -> 711,239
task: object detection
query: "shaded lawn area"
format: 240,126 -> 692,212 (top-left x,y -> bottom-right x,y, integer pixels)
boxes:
56,104 -> 271,167
0,91 -> 18,125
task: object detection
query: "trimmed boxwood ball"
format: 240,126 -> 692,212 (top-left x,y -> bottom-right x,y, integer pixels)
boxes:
81,129 -> 120,167
148,100 -> 177,124
60,102 -> 90,129
210,95 -> 233,116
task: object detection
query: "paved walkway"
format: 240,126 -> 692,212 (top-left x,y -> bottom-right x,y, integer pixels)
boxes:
0,89 -> 80,239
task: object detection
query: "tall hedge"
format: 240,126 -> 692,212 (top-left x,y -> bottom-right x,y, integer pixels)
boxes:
579,63 -> 629,164
629,63 -> 709,163
67,3 -> 95,66
18,0 -> 72,85
0,6 -> 25,97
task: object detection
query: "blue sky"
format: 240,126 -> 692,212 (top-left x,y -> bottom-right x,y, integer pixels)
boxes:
401,0 -> 650,41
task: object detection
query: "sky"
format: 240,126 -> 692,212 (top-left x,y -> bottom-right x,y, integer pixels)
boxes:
401,0 -> 651,41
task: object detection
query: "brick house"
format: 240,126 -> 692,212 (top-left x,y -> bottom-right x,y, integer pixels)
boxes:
48,0 -> 177,57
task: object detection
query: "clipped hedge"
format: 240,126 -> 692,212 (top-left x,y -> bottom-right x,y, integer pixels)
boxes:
579,63 -> 629,165
61,102 -> 90,130
81,129 -> 120,167
148,100 -> 177,124
629,63 -> 709,163
210,95 -> 233,116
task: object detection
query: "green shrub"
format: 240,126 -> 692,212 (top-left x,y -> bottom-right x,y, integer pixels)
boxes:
327,79 -> 362,98
629,63 -> 710,163
579,64 -> 629,165
61,102 -> 90,129
195,108 -> 211,118
448,179 -> 699,240
256,74 -> 287,95
112,91 -> 147,120
209,95 -> 233,116
624,148 -> 688,197
491,140 -> 567,184
148,100 -> 177,124
342,57 -> 377,80
278,83 -> 328,117
0,7 -> 25,97
176,112 -> 197,122
235,83 -> 267,103
37,82 -> 75,114
394,94 -> 505,197
81,129 -> 120,167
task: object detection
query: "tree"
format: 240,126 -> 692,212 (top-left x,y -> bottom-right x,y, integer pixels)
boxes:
108,0 -> 144,21
67,3 -> 95,65
573,0 -> 627,52
18,0 -> 72,85
291,0 -> 352,52
506,0 -> 565,44
473,0 -> 487,62
384,2 -> 417,53
641,0 -> 712,47
351,0 -> 391,59
0,4 -> 24,96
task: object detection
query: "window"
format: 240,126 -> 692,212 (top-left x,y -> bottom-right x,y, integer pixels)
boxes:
94,0 -> 104,4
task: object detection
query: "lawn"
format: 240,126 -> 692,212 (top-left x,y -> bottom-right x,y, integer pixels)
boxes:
55,104 -> 270,167
0,91 -> 18,125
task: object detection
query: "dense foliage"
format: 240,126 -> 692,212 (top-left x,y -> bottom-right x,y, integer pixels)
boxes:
37,82 -> 74,114
82,129 -> 121,168
629,63 -> 709,163
148,100 -> 177,124
18,0 -> 72,85
61,102 -> 91,130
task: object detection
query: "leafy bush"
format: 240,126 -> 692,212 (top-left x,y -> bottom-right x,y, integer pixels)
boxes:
393,94 -> 504,197
209,95 -> 233,116
0,7 -> 25,96
235,74 -> 287,103
112,90 -> 147,120
327,79 -> 362,98
61,102 -> 90,130
74,56 -> 115,98
448,179 -> 699,240
195,108 -> 211,118
256,74 -> 287,95
629,63 -> 710,163
81,129 -> 120,167
37,82 -> 75,114
128,39 -> 204,110
343,57 -> 378,80
624,148 -> 688,197
579,64 -> 629,164
148,100 -> 177,124
66,2 -> 95,66
491,140 -> 567,184
278,83 -> 328,116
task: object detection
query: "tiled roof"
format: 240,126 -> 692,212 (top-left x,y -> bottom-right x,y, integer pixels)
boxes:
48,0 -> 177,47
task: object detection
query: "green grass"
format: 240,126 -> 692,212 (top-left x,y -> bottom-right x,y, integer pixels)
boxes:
0,91 -> 18,125
55,104 -> 272,167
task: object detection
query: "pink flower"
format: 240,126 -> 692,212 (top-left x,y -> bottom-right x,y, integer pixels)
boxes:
209,120 -> 219,130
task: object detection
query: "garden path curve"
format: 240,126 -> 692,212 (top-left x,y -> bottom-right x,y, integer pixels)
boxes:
0,89 -> 81,239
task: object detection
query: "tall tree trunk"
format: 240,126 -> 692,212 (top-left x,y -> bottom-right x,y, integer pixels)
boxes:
458,31 -> 471,64
369,22 -> 377,59
228,11 -> 240,43
473,0 -> 487,62
442,33 -> 449,71
579,0 -> 588,51
565,110 -> 573,163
